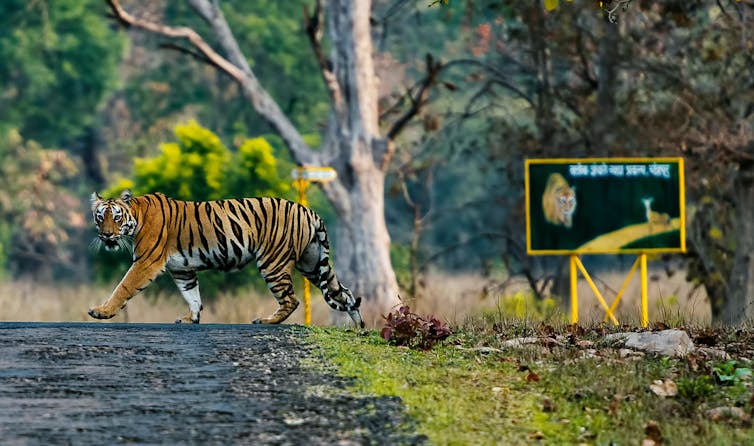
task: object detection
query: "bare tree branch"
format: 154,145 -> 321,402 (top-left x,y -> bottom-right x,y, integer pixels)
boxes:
106,0 -> 245,80
386,53 -> 442,141
157,43 -> 220,70
106,0 -> 317,166
304,0 -> 342,108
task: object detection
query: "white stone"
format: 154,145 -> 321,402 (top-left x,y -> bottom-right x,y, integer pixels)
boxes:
500,337 -> 540,348
605,329 -> 695,357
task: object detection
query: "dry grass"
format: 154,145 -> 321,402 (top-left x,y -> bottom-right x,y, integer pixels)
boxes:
404,267 -> 710,327
566,268 -> 710,326
0,280 -> 336,325
0,266 -> 711,327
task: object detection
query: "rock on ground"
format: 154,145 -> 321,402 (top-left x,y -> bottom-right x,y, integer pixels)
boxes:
605,329 -> 695,357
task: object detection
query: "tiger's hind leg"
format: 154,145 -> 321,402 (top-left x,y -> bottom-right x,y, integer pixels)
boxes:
296,232 -> 364,328
253,261 -> 299,324
169,270 -> 202,324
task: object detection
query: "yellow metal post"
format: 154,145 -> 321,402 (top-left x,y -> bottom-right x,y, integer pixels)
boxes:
570,255 -> 578,324
573,257 -> 619,325
290,166 -> 337,326
640,253 -> 648,328
294,176 -> 312,325
604,256 -> 641,323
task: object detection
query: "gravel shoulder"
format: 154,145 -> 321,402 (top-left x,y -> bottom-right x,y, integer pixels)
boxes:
0,323 -> 425,445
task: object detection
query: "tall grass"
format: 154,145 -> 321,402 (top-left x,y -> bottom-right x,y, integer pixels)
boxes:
0,280 -> 308,324
0,268 -> 711,327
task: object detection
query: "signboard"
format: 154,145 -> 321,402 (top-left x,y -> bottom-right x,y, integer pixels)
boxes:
525,158 -> 685,255
291,167 -> 337,182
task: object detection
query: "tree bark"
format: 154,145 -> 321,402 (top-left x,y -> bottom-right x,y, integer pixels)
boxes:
329,164 -> 400,318
721,168 -> 754,324
318,0 -> 400,314
591,18 -> 620,150
525,4 -> 555,146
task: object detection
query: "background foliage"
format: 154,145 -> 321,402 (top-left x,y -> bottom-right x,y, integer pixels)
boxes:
1,0 -> 752,321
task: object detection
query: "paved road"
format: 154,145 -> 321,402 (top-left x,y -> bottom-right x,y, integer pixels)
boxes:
0,323 -> 424,445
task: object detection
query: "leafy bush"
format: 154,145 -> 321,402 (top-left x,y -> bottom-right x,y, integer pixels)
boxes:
380,305 -> 451,351
107,120 -> 291,201
0,129 -> 82,277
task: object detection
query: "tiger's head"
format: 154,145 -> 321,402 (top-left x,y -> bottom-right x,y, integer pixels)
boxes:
90,189 -> 138,251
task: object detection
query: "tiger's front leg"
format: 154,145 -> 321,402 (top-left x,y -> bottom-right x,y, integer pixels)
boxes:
169,270 -> 202,324
88,260 -> 164,320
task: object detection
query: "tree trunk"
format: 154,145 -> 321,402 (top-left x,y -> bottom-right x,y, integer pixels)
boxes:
525,4 -> 555,146
721,169 -> 754,324
591,19 -> 619,150
330,165 -> 400,319
319,0 -> 400,316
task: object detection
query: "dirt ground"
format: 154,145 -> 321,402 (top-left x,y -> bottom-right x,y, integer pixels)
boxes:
0,323 -> 425,445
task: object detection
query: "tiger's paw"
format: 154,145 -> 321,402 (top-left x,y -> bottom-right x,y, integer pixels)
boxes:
174,315 -> 200,324
88,306 -> 116,320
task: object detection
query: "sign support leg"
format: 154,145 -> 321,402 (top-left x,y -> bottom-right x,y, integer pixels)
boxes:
573,256 -> 619,325
294,178 -> 312,326
604,256 -> 640,323
640,253 -> 648,328
570,255 -> 578,324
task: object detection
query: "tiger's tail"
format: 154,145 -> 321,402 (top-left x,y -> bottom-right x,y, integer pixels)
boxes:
312,217 -> 364,328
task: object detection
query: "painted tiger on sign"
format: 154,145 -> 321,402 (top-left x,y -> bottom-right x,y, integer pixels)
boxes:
89,190 -> 364,328
542,173 -> 577,228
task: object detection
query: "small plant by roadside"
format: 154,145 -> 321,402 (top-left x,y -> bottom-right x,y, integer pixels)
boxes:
713,360 -> 753,385
380,305 -> 451,350
677,375 -> 714,401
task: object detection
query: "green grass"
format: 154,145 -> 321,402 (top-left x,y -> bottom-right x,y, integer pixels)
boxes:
309,327 -> 545,445
309,322 -> 754,446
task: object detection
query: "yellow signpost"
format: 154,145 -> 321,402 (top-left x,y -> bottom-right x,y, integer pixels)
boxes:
526,158 -> 685,327
291,166 -> 337,325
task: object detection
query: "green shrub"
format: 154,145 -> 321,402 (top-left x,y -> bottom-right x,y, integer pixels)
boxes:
107,120 -> 290,201
677,375 -> 714,401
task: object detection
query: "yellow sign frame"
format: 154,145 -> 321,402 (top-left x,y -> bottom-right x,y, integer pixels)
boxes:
525,157 -> 686,255
525,157 -> 686,327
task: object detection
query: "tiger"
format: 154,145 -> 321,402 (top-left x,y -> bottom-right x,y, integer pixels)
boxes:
89,190 -> 364,328
541,173 -> 577,228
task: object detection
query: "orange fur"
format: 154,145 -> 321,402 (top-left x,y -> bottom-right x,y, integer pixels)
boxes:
542,173 -> 577,228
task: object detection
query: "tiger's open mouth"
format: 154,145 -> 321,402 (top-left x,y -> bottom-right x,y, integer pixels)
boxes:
98,235 -> 119,250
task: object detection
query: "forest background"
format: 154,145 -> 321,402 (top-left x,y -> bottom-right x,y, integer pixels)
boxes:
1,0 -> 752,327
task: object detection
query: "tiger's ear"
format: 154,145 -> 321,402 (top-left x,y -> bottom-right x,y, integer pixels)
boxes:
120,189 -> 133,204
90,192 -> 103,211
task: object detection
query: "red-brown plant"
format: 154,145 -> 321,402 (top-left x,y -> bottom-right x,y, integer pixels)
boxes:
380,305 -> 451,351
